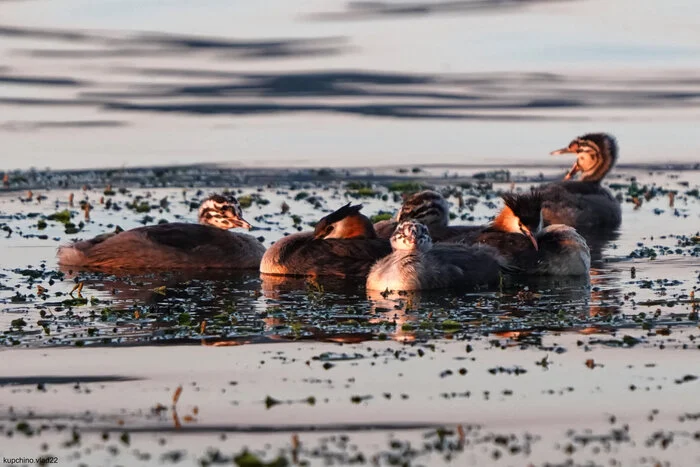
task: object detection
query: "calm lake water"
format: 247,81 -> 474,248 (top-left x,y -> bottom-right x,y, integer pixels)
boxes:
2,0 -> 700,170
1,1 -> 700,465
1,166 -> 698,465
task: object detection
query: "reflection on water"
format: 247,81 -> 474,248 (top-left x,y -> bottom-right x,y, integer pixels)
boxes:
0,168 -> 698,348
2,0 -> 700,169
41,264 -> 622,347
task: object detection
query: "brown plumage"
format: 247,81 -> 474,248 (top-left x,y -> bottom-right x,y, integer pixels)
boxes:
57,194 -> 264,270
260,203 -> 391,277
449,191 -> 590,276
446,192 -> 542,271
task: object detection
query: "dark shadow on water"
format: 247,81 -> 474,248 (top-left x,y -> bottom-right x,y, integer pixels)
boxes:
0,75 -> 85,86
577,228 -> 621,267
102,101 -> 551,121
0,375 -> 141,386
63,268 -> 263,305
75,70 -> 700,120
310,0 -> 578,21
0,120 -> 127,132
2,19 -> 699,122
0,24 -> 347,60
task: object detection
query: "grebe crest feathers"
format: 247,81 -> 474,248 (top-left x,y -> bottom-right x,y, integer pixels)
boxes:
493,192 -> 541,250
502,190 -> 543,233
313,203 -> 376,239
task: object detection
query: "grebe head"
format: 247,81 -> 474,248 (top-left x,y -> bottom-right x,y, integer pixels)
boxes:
493,192 -> 543,250
313,203 -> 377,240
198,194 -> 252,230
391,221 -> 433,252
551,133 -> 618,182
396,190 -> 449,228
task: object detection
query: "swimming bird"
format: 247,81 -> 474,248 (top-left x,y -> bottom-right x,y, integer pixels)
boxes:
450,191 -> 590,276
259,203 -> 391,277
367,220 -> 505,291
374,190 -> 480,242
57,194 -> 265,270
532,224 -> 591,276
447,192 -> 541,270
540,133 -> 621,231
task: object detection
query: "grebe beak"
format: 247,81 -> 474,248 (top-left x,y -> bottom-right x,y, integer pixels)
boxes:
222,213 -> 252,230
238,218 -> 253,230
521,226 -> 539,251
550,146 -> 576,156
551,144 -> 580,180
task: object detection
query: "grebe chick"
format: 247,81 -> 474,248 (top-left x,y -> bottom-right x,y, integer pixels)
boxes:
366,221 -> 505,291
57,194 -> 265,270
533,224 -> 591,276
541,133 -> 621,231
374,190 -> 480,242
259,203 -> 391,277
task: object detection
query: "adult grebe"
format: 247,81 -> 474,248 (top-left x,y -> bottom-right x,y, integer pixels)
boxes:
447,192 -> 541,270
57,194 -> 265,270
450,191 -> 591,276
367,220 -> 505,291
259,203 -> 391,277
540,133 -> 621,231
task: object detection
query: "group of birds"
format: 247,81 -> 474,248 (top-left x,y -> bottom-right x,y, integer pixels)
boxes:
58,133 -> 621,292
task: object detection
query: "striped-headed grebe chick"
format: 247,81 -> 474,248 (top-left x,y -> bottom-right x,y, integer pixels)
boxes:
390,220 -> 434,252
553,133 -> 618,182
260,203 -> 391,278
374,190 -> 480,242
57,193 -> 265,270
198,194 -> 252,229
366,220 -> 505,291
533,224 -> 591,276
541,133 -> 621,231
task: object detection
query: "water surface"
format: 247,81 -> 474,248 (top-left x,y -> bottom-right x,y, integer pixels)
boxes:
2,0 -> 700,170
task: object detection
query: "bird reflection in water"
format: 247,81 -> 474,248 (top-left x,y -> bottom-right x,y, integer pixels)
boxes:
367,288 -> 423,343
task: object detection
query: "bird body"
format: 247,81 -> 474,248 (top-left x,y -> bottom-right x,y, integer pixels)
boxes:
541,133 -> 621,231
260,203 -> 391,277
540,181 -> 621,231
444,192 -> 542,271
57,194 -> 264,270
367,221 -> 504,291
374,190 -> 480,242
446,191 -> 590,276
533,224 -> 591,276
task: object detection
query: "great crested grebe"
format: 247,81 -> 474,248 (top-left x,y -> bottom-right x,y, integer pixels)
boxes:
259,203 -> 391,277
532,224 -> 591,276
447,192 -> 541,270
366,220 -> 505,291
374,190 -> 479,242
449,191 -> 591,276
57,194 -> 265,270
540,133 -> 621,231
